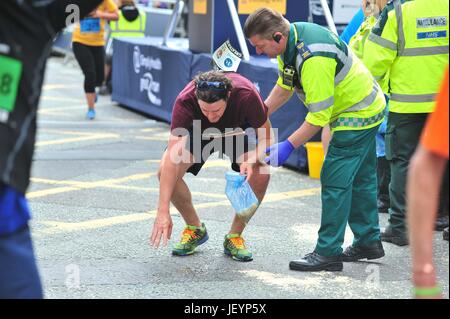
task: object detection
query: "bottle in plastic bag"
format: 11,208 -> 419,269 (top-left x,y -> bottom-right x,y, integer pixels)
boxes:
225,171 -> 259,223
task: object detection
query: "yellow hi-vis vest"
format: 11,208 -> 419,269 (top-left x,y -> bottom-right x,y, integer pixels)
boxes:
110,9 -> 146,38
363,0 -> 449,114
349,15 -> 390,93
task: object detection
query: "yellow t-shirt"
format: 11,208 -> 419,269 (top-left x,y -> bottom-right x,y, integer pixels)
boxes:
72,0 -> 118,46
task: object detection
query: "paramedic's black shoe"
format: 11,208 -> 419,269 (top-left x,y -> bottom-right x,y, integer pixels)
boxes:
377,198 -> 389,214
435,215 -> 449,231
381,225 -> 408,246
289,252 -> 343,272
342,240 -> 385,262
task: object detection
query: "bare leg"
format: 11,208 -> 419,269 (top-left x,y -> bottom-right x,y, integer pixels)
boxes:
104,64 -> 111,84
158,150 -> 201,227
171,178 -> 201,227
229,161 -> 270,234
86,92 -> 96,109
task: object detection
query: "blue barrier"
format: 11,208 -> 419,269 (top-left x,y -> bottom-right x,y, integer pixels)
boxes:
112,37 -> 192,123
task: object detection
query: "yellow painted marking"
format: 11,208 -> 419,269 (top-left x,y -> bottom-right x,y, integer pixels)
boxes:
39,103 -> 111,114
28,172 -> 156,199
27,186 -> 81,199
40,129 -> 113,136
135,130 -> 170,141
43,84 -> 80,90
39,105 -> 96,115
134,136 -> 168,141
30,177 -> 227,199
33,187 -> 320,235
38,109 -> 74,117
140,128 -> 167,133
202,160 -> 230,169
36,133 -> 119,147
38,212 -> 156,234
263,188 -> 320,202
145,160 -> 162,164
96,172 -> 157,185
41,96 -> 85,103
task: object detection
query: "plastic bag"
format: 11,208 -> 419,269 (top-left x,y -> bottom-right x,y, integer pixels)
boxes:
225,171 -> 259,223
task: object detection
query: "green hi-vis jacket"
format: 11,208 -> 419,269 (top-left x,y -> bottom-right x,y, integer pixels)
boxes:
110,8 -> 146,39
277,22 -> 386,132
363,0 -> 449,114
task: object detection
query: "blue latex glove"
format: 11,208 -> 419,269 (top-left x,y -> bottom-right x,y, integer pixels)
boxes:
265,140 -> 295,167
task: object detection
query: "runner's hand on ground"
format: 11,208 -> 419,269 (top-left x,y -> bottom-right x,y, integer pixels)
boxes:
150,211 -> 173,248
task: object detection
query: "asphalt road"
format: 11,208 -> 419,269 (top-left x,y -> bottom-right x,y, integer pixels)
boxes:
28,56 -> 449,299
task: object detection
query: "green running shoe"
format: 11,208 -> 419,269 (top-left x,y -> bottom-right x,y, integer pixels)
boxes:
172,223 -> 208,256
223,233 -> 253,262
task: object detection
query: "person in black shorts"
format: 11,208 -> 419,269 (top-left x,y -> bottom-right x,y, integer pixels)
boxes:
150,70 -> 273,262
71,0 -> 118,120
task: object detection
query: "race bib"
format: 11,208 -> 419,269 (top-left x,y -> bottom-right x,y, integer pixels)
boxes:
80,18 -> 101,33
0,55 -> 22,113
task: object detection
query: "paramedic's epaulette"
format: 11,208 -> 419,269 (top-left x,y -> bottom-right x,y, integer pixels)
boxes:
296,41 -> 313,60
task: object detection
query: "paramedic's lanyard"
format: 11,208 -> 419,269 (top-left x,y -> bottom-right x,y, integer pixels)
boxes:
281,24 -> 299,89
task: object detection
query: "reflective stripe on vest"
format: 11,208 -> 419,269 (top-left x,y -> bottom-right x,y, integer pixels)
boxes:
308,43 -> 353,85
294,87 -> 306,102
294,43 -> 353,87
401,46 -> 449,56
345,80 -> 381,112
303,79 -> 381,114
368,32 -> 397,50
394,0 -> 406,54
390,93 -> 436,103
306,96 -> 334,113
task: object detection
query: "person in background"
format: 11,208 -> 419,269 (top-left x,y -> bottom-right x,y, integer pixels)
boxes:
407,67 -> 448,299
0,0 -> 102,299
345,0 -> 448,223
339,7 -> 365,45
363,0 -> 449,246
99,0 -> 146,96
340,0 -> 391,215
72,0 -> 118,119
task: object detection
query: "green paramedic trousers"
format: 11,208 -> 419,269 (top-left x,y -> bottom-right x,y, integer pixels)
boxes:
315,125 -> 381,256
385,112 -> 428,236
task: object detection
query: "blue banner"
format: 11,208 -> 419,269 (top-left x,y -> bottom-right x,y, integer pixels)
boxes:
112,37 -> 192,122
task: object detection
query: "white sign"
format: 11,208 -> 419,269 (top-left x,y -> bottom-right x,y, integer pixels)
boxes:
132,46 -> 162,106
212,40 -> 242,72
140,72 -> 161,106
332,0 -> 361,24
132,46 -> 162,74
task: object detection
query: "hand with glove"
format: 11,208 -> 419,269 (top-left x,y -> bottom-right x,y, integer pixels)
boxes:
265,139 -> 295,167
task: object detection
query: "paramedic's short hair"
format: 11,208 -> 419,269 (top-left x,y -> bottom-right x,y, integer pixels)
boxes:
244,7 -> 290,40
